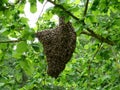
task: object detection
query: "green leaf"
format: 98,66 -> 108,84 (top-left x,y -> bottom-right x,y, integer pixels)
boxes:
87,15 -> 97,23
73,0 -> 80,4
32,44 -> 40,52
30,3 -> 37,13
2,0 -> 8,3
3,10 -> 12,17
0,83 -> 5,87
91,0 -> 100,10
39,0 -> 44,3
13,41 -> 28,58
29,0 -> 36,3
0,43 -> 7,50
59,0 -> 66,4
16,41 -> 28,53
76,24 -> 83,35
20,17 -> 29,24
15,73 -> 22,82
19,59 -> 34,76
84,45 -> 89,50
114,19 -> 120,26
0,11 -> 3,16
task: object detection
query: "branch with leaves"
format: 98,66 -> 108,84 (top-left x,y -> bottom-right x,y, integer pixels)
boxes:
47,0 -> 114,45
47,0 -> 81,22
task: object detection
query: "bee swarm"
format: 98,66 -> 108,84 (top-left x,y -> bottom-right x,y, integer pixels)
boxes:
36,17 -> 76,78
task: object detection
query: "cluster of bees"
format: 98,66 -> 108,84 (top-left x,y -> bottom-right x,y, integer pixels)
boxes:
36,17 -> 76,78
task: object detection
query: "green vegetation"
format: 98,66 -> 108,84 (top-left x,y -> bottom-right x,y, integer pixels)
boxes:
0,0 -> 120,89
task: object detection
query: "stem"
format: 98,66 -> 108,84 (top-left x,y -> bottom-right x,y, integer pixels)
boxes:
83,0 -> 89,17
38,0 -> 47,18
0,39 -> 25,43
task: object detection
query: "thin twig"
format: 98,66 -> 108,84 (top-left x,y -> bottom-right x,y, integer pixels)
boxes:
92,43 -> 103,60
0,39 -> 25,43
38,0 -> 47,18
83,0 -> 89,17
87,43 -> 103,89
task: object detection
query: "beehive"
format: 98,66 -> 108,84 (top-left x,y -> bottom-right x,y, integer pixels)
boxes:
36,17 -> 76,78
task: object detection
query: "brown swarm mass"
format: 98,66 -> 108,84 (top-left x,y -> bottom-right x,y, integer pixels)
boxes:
36,19 -> 76,78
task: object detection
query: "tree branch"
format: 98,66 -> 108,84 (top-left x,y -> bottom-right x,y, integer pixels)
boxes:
38,0 -> 47,19
83,0 -> 89,16
81,29 -> 114,45
0,39 -> 25,43
47,0 -> 115,45
47,0 -> 81,22
81,31 -> 91,36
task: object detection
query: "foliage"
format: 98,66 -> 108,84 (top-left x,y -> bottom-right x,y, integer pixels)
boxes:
0,0 -> 120,89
